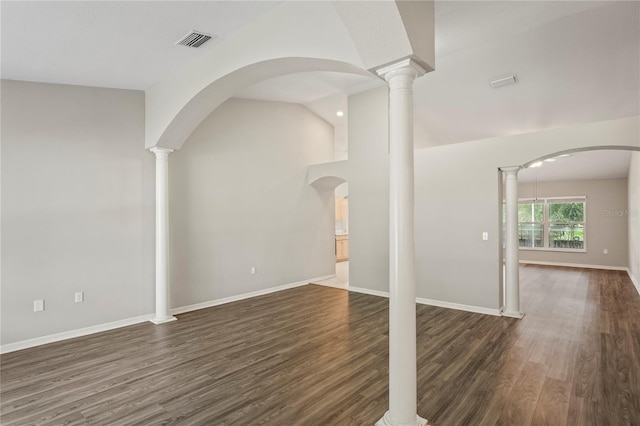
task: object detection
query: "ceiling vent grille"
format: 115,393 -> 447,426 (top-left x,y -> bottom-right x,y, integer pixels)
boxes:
176,31 -> 215,48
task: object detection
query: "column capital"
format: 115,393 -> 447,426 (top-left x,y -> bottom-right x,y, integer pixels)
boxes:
376,58 -> 427,82
500,166 -> 522,174
149,147 -> 175,157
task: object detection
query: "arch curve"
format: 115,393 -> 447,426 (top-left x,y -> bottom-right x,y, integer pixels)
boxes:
149,57 -> 374,151
522,145 -> 640,169
310,176 -> 347,190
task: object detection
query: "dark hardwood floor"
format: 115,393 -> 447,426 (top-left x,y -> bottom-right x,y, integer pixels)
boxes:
1,266 -> 639,425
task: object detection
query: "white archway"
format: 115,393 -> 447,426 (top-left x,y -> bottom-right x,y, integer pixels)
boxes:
500,145 -> 640,317
149,58 -> 373,151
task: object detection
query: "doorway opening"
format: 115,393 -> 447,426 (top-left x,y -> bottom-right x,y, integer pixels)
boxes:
334,182 -> 349,289
499,146 -> 639,313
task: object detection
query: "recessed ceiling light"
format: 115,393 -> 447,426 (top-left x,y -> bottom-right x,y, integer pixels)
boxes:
529,161 -> 543,168
489,74 -> 518,89
336,111 -> 344,117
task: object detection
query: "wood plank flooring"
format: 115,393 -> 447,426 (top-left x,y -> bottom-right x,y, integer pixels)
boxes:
1,266 -> 639,425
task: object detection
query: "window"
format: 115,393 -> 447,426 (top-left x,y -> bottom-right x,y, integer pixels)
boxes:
518,197 -> 586,251
518,202 -> 544,248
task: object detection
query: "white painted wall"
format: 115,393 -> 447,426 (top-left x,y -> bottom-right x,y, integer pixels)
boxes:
1,80 -> 153,346
169,98 -> 335,308
629,152 -> 640,289
519,179 -> 629,268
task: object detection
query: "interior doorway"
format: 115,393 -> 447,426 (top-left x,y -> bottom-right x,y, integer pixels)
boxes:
499,146 -> 640,313
315,182 -> 350,289
334,182 -> 349,288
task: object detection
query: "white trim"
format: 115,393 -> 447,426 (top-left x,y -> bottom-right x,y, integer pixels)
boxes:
170,275 -> 334,315
1,275 -> 334,354
150,316 -> 177,325
520,247 -> 586,253
502,310 -> 525,319
312,276 -> 350,290
349,286 -> 501,316
416,297 -> 502,316
348,286 -> 390,298
519,196 -> 586,202
628,268 -> 640,295
520,260 -> 628,271
0,314 -> 153,354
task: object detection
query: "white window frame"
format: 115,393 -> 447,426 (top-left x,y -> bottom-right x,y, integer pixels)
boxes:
518,196 -> 587,253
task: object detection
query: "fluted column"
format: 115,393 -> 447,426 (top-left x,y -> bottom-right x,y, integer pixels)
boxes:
501,166 -> 524,319
150,147 -> 177,324
375,58 -> 427,426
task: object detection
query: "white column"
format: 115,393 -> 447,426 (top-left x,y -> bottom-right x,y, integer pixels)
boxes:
376,59 -> 427,426
501,166 -> 524,319
150,147 -> 177,324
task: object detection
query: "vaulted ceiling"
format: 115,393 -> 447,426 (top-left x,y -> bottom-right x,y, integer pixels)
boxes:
2,1 -> 638,180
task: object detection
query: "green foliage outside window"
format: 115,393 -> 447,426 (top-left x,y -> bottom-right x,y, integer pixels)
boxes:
517,199 -> 585,250
549,202 -> 584,222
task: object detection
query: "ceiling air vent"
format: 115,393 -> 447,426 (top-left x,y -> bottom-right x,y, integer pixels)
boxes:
175,30 -> 215,48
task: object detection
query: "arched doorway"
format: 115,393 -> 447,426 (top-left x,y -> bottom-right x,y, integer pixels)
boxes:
500,145 -> 640,316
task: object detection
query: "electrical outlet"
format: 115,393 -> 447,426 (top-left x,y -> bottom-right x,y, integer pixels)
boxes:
482,232 -> 489,241
251,267 -> 256,275
75,292 -> 84,303
34,299 -> 44,312
603,248 -> 608,254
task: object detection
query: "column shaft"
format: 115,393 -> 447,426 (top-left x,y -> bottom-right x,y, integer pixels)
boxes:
376,59 -> 427,426
503,167 -> 524,319
150,148 -> 177,324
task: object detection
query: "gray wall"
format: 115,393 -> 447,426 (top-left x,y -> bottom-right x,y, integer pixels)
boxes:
518,179 -> 628,268
414,131 -> 637,310
347,87 -> 390,292
629,152 -> 640,285
169,98 -> 335,308
347,85 -> 639,310
1,80 -> 153,345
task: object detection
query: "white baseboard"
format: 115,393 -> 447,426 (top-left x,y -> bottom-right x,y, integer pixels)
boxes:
628,268 -> 640,296
348,286 -> 390,298
1,274 -> 334,354
416,297 -> 502,316
520,260 -> 628,271
349,286 -> 501,316
0,314 -> 153,354
312,278 -> 350,290
171,274 -> 334,315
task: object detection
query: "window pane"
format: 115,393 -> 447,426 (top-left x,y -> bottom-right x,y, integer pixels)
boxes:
549,224 -> 584,249
549,202 -> 584,222
518,223 -> 544,248
518,203 -> 543,222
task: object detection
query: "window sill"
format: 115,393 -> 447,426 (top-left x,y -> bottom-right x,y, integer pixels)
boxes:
519,247 -> 586,253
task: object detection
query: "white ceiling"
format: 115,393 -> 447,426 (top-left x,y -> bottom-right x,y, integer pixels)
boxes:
519,150 -> 633,183
0,1 -> 279,90
433,1 -> 611,59
2,1 -> 638,181
414,0 -> 640,148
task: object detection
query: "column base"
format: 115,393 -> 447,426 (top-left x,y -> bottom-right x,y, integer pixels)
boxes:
502,310 -> 525,319
150,316 -> 177,324
375,411 -> 428,426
